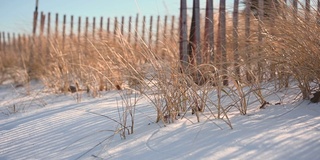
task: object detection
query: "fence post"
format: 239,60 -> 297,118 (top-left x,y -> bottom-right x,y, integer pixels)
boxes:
142,16 -> 146,42
293,0 -> 298,17
114,17 -> 118,41
163,15 -> 168,56
155,15 -> 160,54
47,12 -> 51,57
107,17 -> 110,39
12,33 -> 16,53
134,14 -> 139,48
219,0 -> 228,86
317,0 -> 320,24
180,0 -> 188,69
0,31 -> 2,52
18,34 -> 21,53
85,17 -> 89,52
55,13 -> 59,39
100,16 -> 103,39
128,16 -> 132,43
121,16 -> 125,36
305,0 -> 310,21
93,17 -> 96,39
171,16 -> 175,42
78,16 -> 81,43
149,16 -> 153,48
233,0 -> 240,78
62,14 -> 66,52
188,0 -> 202,85
204,0 -> 214,64
7,33 -> 11,53
245,0 -> 251,82
40,12 -> 45,37
2,32 -> 5,54
70,15 -> 74,39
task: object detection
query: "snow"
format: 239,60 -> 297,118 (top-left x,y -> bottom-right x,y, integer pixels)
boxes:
0,81 -> 320,160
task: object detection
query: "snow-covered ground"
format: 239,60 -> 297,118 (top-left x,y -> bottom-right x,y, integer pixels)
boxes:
0,81 -> 320,160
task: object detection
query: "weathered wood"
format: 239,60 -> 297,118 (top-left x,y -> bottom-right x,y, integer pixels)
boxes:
292,0 -> 298,16
134,14 -> 139,48
233,0 -> 240,77
121,16 -> 124,35
93,17 -> 96,39
55,13 -> 59,38
204,0 -> 214,64
142,16 -> 146,42
189,0 -> 201,66
33,11 -> 38,35
149,16 -> 153,48
99,16 -> 103,39
318,0 -> 320,24
78,16 -> 81,42
163,15 -> 168,41
0,31 -> 2,51
245,0 -> 252,82
62,14 -> 66,51
7,33 -> 11,52
219,0 -> 228,86
40,12 -> 45,37
107,17 -> 110,39
171,16 -> 175,42
46,12 -> 51,57
70,15 -> 74,38
47,13 -> 51,37
12,33 -> 16,52
180,0 -> 188,67
305,0 -> 310,21
155,16 -> 160,53
85,17 -> 89,51
128,16 -> 132,43
114,17 -> 118,41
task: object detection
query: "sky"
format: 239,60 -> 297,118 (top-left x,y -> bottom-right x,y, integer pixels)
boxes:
0,0 -> 237,35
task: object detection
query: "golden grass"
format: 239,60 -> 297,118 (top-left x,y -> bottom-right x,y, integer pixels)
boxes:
0,4 -> 319,127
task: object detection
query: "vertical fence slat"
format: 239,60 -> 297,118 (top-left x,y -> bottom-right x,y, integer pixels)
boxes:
55,13 -> 59,38
40,12 -> 45,37
171,16 -> 175,42
78,16 -> 81,43
47,12 -> 51,57
100,16 -> 103,39
180,0 -> 188,68
62,14 -> 66,51
93,17 -> 96,39
149,16 -> 153,48
121,16 -> 125,36
85,17 -> 89,51
2,32 -> 6,54
7,33 -> 11,52
134,14 -> 139,48
0,31 -> 2,52
156,15 -> 160,54
233,0 -> 240,77
245,0 -> 251,81
318,0 -> 320,24
306,0 -> 310,21
114,17 -> 118,41
70,15 -> 74,39
107,17 -> 110,39
142,16 -> 146,42
204,0 -> 214,64
128,16 -> 132,43
220,0 -> 227,85
12,33 -> 17,52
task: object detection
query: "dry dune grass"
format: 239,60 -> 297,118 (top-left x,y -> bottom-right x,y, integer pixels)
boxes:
0,3 -> 320,126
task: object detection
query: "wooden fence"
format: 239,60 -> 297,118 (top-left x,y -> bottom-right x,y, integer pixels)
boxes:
1,0 -> 320,83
